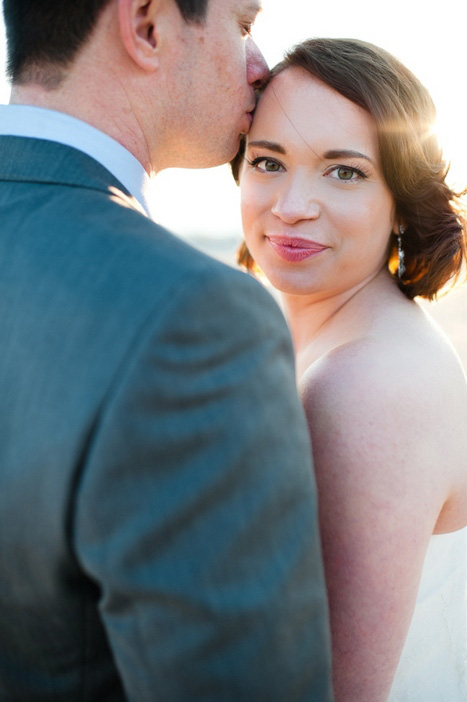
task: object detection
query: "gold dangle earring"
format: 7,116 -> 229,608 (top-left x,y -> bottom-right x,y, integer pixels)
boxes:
397,225 -> 406,279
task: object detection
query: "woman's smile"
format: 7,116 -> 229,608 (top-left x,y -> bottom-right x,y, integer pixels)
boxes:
267,235 -> 329,262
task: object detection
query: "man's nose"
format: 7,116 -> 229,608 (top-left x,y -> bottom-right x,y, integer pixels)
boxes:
246,37 -> 269,89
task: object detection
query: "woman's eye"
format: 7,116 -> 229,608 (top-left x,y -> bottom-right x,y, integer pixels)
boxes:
328,165 -> 366,182
337,167 -> 355,180
262,159 -> 281,172
248,157 -> 283,173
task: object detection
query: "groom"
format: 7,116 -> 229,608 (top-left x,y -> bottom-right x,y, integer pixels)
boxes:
0,1 -> 332,700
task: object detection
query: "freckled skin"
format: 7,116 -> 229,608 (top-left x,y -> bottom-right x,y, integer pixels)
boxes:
159,0 -> 268,168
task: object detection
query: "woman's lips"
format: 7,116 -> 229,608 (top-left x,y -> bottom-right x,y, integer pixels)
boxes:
267,236 -> 328,262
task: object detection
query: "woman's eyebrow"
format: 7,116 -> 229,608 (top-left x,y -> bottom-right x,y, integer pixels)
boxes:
324,149 -> 373,163
247,143 -> 373,163
247,140 -> 287,154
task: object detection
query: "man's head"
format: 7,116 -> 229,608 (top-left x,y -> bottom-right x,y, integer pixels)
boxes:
3,0 -> 209,86
4,0 -> 266,170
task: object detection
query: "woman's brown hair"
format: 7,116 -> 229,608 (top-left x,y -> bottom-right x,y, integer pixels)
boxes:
235,38 -> 466,300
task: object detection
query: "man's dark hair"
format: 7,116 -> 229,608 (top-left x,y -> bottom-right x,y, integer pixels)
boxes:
3,0 -> 209,86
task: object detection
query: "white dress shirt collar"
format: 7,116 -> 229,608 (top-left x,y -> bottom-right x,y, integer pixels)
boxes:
0,104 -> 152,216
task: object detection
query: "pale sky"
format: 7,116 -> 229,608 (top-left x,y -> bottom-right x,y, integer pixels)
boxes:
1,1 -> 466,239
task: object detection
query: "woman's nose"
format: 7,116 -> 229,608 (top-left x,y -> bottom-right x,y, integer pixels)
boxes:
271,180 -> 321,224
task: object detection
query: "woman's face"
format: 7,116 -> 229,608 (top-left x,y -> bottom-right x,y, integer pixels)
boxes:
240,67 -> 397,298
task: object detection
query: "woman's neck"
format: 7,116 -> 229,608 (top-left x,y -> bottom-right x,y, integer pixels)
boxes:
282,269 -> 398,372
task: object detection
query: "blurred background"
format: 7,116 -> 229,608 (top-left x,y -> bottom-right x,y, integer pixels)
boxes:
0,1 -> 466,369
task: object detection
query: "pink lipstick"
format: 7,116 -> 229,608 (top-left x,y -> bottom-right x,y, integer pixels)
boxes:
267,236 -> 327,262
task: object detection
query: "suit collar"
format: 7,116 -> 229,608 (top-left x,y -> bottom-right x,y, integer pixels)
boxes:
0,105 -> 152,215
0,136 -> 148,216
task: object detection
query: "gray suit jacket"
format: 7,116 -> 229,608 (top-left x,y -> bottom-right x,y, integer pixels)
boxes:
0,136 -> 332,701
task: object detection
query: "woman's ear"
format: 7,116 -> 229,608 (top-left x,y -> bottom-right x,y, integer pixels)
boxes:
118,0 -> 160,71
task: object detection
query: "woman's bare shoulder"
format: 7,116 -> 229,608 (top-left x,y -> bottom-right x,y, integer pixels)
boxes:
300,304 -> 467,422
299,336 -> 409,421
299,321 -> 467,524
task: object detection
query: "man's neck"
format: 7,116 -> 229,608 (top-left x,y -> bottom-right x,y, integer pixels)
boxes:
10,78 -> 155,175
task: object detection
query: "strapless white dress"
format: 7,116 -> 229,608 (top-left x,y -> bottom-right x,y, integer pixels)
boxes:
388,526 -> 467,700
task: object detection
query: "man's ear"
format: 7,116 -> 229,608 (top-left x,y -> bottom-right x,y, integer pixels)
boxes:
118,0 -> 160,71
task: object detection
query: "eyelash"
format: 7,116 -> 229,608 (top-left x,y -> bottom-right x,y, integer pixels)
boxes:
246,156 -> 369,181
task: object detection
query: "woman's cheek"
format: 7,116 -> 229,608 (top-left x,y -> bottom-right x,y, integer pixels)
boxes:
241,181 -> 270,232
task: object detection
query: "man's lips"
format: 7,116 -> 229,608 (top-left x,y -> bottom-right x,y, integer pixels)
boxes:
267,236 -> 328,262
240,110 -> 254,134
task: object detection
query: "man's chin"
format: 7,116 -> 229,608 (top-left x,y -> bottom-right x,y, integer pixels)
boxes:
163,134 -> 242,170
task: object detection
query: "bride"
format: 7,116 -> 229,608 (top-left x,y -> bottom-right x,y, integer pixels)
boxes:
235,38 -> 467,701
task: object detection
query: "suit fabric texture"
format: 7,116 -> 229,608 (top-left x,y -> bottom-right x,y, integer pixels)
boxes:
0,136 -> 332,701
